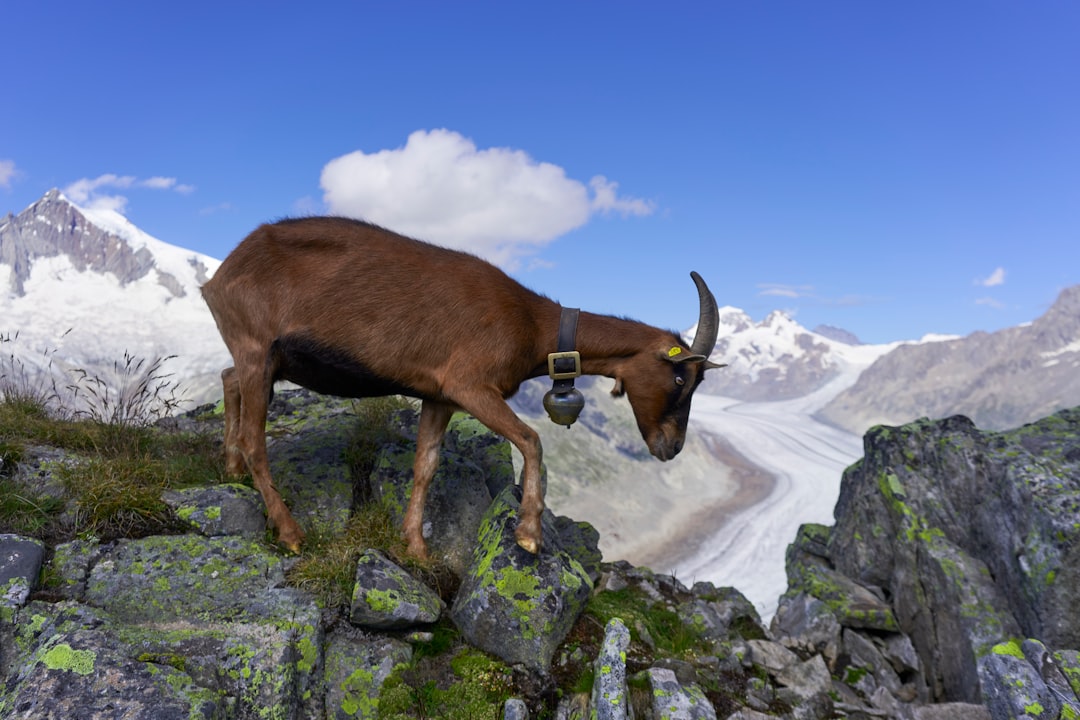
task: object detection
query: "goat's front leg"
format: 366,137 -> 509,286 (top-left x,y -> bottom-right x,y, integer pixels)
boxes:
403,400 -> 455,560
453,392 -> 544,554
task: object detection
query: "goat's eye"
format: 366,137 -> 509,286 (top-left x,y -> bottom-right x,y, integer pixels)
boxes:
675,375 -> 685,387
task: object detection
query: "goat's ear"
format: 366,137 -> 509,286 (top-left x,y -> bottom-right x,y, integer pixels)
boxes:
610,378 -> 625,397
659,346 -> 707,364
660,346 -> 726,370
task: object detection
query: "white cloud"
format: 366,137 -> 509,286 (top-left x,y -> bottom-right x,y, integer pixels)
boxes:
758,283 -> 814,299
141,176 -> 177,190
589,176 -> 655,216
975,296 -> 1005,309
319,129 -> 654,268
0,159 -> 17,189
63,173 -> 195,213
976,267 -> 1006,287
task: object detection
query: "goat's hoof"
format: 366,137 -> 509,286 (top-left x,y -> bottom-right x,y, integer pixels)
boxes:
277,527 -> 306,555
514,530 -> 541,555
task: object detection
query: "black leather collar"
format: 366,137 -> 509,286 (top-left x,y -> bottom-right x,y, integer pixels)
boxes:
547,307 -> 581,392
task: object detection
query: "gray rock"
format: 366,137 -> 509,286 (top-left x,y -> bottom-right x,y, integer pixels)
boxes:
0,606 -> 222,719
84,534 -> 294,623
913,703 -> 991,720
553,693 -> 590,720
978,643 -> 1061,720
323,630 -> 412,719
591,618 -> 631,720
503,697 -> 529,720
349,549 -> 443,630
680,582 -> 764,650
644,667 -> 716,720
162,483 -> 267,538
825,411 -> 1080,701
774,654 -> 831,701
770,592 -> 842,664
745,639 -> 798,674
883,632 -> 922,676
783,524 -> 899,632
724,711 -> 775,720
0,534 -> 44,614
450,486 -> 593,672
46,539 -> 101,600
844,629 -> 903,696
1054,649 -> 1080,698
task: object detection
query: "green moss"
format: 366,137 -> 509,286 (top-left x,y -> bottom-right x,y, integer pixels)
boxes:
586,587 -> 709,659
843,665 -> 869,684
40,643 -> 96,675
1024,701 -> 1045,715
365,588 -> 404,614
379,647 -> 513,719
991,639 -> 1026,659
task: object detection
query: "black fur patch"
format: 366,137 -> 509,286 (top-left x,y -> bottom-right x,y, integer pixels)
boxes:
269,334 -> 411,399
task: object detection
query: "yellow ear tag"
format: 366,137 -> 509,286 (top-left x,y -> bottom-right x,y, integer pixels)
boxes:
668,347 -> 683,358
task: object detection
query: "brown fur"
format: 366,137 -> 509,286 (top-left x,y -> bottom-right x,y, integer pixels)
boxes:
201,217 -> 718,556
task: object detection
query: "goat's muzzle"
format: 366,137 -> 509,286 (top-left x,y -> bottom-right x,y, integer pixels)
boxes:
649,432 -> 685,461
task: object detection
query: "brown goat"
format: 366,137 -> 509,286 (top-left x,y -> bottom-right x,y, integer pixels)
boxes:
201,217 -> 722,557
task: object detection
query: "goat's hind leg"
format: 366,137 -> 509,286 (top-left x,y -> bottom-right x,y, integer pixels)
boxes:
221,367 -> 246,477
402,400 -> 455,560
234,362 -> 305,553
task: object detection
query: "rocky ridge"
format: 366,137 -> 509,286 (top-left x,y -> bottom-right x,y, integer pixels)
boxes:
1,390 -> 1078,718
818,285 -> 1080,435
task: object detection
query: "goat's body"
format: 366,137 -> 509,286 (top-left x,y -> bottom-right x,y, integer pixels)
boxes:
203,218 -> 553,402
203,216 -> 720,556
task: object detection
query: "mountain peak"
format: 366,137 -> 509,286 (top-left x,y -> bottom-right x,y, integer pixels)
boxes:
0,189 -> 193,297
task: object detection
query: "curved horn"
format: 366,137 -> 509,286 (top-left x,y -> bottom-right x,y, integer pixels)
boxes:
689,271 -> 719,358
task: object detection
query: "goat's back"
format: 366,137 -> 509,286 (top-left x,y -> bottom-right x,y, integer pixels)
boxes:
202,217 -> 553,397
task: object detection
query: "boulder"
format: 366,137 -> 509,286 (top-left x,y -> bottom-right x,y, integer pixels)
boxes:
348,549 -> 442,630
323,630 -> 412,719
450,486 -> 593,672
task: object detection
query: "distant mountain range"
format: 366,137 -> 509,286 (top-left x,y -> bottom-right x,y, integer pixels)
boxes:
818,285 -> 1080,433
4,188 -> 1078,432
5,188 -> 1079,604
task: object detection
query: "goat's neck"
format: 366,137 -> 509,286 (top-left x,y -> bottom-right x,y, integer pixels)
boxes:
549,310 -> 672,379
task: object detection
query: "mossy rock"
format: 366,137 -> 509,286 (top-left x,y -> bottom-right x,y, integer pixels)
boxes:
450,486 -> 593,673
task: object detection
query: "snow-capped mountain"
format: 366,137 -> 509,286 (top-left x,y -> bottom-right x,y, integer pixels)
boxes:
0,190 -> 229,406
692,307 -> 905,402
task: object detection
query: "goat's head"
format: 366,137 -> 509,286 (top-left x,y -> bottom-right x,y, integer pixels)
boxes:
613,272 -> 724,461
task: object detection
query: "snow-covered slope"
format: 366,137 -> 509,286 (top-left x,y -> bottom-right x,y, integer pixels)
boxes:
0,190 -> 229,407
694,307 -> 902,401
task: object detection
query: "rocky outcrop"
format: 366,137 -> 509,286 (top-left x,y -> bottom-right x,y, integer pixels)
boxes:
818,285 -> 1080,434
3,388 -> 1080,718
774,408 -> 1080,718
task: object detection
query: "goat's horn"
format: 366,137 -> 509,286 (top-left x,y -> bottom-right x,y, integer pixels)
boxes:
689,271 -> 719,359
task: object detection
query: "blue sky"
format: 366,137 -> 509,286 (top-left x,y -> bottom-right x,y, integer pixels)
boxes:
2,1 -> 1077,344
